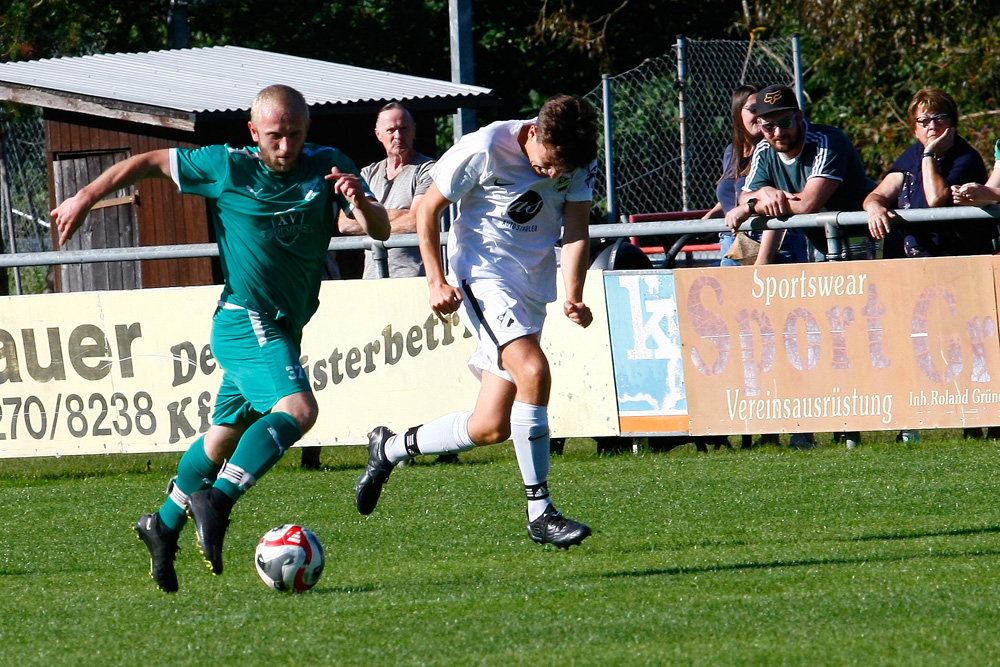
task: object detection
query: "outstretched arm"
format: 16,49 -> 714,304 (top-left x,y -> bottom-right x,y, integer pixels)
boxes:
50,149 -> 172,246
561,200 -> 593,328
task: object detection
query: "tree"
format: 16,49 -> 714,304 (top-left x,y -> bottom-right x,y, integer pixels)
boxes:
2,0 -> 746,121
742,0 -> 1000,172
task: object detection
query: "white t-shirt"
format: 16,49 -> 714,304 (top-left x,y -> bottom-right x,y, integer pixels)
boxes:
432,119 -> 596,303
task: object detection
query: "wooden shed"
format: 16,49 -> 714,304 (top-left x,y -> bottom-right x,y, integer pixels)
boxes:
0,46 -> 497,291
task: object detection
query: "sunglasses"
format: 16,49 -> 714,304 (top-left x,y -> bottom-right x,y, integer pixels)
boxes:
758,114 -> 796,133
742,104 -> 757,114
915,113 -> 951,127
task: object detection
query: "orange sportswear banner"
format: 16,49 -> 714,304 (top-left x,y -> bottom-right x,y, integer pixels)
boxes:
674,256 -> 1000,435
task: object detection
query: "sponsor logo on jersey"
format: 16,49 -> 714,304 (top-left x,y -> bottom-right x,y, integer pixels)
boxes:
506,191 -> 544,225
265,210 -> 311,246
301,177 -> 322,202
491,178 -> 515,187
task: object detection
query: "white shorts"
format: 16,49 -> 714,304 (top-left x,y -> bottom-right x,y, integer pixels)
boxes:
454,277 -> 548,382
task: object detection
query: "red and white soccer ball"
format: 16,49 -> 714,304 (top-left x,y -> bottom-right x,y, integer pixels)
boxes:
254,524 -> 325,592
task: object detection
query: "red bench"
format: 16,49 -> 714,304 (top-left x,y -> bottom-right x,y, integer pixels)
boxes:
627,209 -> 718,262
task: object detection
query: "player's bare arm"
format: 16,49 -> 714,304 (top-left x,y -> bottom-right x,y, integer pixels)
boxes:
327,167 -> 389,240
560,200 -> 593,328
415,183 -> 462,320
50,149 -> 172,246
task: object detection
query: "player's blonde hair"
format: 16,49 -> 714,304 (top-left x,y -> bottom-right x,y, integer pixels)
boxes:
250,85 -> 310,125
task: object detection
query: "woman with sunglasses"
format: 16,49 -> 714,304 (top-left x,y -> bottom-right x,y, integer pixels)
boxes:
864,87 -> 988,258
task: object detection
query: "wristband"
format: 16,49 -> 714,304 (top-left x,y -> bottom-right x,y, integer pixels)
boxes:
922,151 -> 937,160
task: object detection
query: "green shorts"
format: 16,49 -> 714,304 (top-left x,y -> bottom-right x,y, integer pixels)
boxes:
210,302 -> 309,426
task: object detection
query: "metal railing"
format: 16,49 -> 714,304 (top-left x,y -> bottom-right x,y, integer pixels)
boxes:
1,206 -> 999,272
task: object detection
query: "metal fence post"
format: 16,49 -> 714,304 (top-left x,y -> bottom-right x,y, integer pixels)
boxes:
792,33 -> 804,111
369,239 -> 389,279
676,35 -> 689,212
0,140 -> 17,294
818,211 -> 845,261
601,74 -> 617,223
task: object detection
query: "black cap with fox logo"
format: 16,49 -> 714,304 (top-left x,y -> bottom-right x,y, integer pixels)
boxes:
756,84 -> 799,116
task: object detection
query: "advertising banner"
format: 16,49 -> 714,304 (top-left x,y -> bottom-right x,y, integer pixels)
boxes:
604,271 -> 690,435
0,272 -> 617,458
674,256 -> 1000,435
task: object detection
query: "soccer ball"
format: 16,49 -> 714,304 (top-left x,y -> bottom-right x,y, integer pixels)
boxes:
254,524 -> 325,592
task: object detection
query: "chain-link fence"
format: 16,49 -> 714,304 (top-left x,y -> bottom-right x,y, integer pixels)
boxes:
1,106 -> 49,251
0,105 -> 51,292
585,36 -> 800,221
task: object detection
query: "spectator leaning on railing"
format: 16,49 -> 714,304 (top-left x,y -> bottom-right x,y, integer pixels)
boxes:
866,87 -> 994,442
727,83 -> 876,449
865,87 -> 989,259
727,84 -> 876,265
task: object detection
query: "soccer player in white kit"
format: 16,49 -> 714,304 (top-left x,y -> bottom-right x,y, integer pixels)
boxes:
355,94 -> 599,548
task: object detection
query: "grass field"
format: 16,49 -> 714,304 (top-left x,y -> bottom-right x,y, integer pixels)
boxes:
3,432 -> 1000,666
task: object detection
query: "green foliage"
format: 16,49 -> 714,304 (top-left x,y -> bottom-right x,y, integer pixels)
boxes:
4,434 -> 1000,663
7,265 -> 51,295
745,0 -> 1000,174
0,0 -> 748,121
0,0 -> 167,60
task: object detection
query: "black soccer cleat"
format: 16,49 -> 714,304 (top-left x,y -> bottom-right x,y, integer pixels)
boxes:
528,506 -> 592,549
355,426 -> 396,515
186,488 -> 233,575
135,513 -> 181,593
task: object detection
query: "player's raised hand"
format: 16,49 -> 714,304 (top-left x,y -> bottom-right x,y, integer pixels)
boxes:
326,167 -> 364,207
51,193 -> 91,246
429,282 -> 463,322
564,300 -> 593,328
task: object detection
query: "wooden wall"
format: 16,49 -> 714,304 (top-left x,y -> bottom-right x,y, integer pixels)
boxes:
45,112 -> 216,291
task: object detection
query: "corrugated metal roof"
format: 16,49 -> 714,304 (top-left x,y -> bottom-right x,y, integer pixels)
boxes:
0,45 -> 494,118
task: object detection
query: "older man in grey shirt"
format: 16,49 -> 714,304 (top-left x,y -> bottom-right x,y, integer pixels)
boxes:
341,102 -> 435,278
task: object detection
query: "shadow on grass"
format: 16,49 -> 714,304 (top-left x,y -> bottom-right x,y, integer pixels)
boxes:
311,458 -> 496,474
602,539 -> 1000,580
852,524 -> 1000,542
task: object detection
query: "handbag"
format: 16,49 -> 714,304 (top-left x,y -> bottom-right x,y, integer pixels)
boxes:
724,231 -> 760,265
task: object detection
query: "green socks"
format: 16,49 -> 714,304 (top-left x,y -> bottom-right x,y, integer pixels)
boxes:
213,412 -> 302,501
158,436 -> 221,531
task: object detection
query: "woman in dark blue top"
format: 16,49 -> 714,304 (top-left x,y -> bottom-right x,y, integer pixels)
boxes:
863,87 -> 988,257
703,84 -> 763,265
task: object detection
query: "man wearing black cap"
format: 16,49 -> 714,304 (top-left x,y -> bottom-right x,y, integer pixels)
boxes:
725,83 -> 875,264
725,83 -> 874,450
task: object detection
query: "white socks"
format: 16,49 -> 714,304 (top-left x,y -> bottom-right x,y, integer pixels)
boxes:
383,402 -> 554,523
384,410 -> 475,464
511,401 -> 553,521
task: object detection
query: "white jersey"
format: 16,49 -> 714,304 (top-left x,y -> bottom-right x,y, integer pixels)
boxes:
432,119 -> 596,303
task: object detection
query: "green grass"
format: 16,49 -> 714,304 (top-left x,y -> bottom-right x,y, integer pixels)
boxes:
3,432 -> 1000,665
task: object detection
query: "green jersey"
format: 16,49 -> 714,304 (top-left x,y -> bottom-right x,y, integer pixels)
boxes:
170,143 -> 368,329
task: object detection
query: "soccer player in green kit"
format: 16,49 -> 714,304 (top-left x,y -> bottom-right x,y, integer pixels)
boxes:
50,85 -> 390,592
